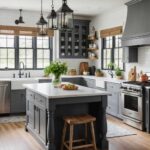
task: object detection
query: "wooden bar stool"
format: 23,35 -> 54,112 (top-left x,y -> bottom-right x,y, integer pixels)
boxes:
61,114 -> 97,150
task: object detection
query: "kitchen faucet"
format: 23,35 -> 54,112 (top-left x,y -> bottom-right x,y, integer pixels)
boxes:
18,61 -> 25,78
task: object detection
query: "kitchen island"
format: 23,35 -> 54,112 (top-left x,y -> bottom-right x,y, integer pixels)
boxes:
24,83 -> 111,150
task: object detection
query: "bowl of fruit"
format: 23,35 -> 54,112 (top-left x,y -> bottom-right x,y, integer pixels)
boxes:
60,84 -> 78,90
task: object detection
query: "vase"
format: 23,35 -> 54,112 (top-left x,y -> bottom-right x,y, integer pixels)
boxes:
52,75 -> 61,87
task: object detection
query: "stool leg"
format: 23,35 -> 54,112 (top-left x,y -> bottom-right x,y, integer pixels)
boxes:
85,123 -> 88,144
69,125 -> 74,150
90,122 -> 97,150
61,122 -> 67,150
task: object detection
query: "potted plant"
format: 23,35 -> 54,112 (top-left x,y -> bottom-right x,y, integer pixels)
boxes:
115,67 -> 122,79
44,61 -> 68,87
95,69 -> 103,77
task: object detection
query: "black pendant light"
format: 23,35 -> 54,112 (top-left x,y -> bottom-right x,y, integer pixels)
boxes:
36,0 -> 48,36
47,0 -> 57,30
15,9 -> 25,25
57,0 -> 74,30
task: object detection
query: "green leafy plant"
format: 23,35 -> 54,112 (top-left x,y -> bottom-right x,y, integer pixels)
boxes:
107,62 -> 115,70
115,67 -> 122,76
44,61 -> 68,78
95,69 -> 101,73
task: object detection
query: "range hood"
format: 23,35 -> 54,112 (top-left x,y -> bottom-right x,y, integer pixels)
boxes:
122,0 -> 150,47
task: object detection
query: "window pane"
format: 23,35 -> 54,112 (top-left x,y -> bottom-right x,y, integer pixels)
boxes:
0,59 -> 7,68
0,49 -> 7,58
119,48 -> 123,58
8,49 -> 15,58
43,40 -> 49,48
8,59 -> 15,68
44,59 -> 50,67
107,49 -> 111,58
26,39 -> 32,48
7,37 -> 14,47
37,50 -> 43,58
26,49 -> 33,59
44,50 -> 50,59
26,59 -> 33,68
37,59 -> 43,68
37,39 -> 42,48
19,49 -> 25,58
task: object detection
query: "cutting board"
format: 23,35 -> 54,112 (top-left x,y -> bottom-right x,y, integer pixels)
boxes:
128,66 -> 136,81
79,62 -> 89,75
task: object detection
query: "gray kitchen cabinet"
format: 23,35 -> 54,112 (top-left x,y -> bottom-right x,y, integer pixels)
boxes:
59,19 -> 90,58
11,90 -> 26,114
106,82 -> 122,118
26,90 -> 47,144
123,46 -> 138,63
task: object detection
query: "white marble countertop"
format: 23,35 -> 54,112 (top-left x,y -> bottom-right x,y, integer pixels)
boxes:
23,82 -> 111,99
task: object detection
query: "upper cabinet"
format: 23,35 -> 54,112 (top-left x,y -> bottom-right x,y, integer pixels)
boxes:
59,19 -> 90,59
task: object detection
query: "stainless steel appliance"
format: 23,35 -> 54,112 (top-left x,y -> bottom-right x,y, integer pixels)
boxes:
0,81 -> 11,114
121,81 -> 148,130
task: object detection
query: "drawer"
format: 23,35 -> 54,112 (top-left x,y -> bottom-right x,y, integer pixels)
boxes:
35,94 -> 46,108
26,90 -> 35,101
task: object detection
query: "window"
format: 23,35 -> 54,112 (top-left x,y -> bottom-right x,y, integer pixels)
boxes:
102,34 -> 124,70
0,35 -> 15,69
19,36 -> 33,69
36,37 -> 51,69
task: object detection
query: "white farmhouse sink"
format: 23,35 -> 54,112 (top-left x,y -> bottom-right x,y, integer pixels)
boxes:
11,78 -> 38,90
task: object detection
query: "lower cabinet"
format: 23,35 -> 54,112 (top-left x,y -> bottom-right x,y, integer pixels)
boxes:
106,82 -> 122,118
11,90 -> 26,113
26,90 -> 47,144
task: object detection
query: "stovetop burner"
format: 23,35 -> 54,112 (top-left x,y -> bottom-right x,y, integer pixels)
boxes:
123,81 -> 150,87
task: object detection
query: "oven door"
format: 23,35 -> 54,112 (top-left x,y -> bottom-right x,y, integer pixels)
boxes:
121,92 -> 143,121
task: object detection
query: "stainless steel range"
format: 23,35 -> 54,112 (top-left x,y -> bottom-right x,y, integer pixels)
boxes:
121,81 -> 150,130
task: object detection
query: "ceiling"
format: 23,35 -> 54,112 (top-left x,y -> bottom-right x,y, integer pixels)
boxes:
0,0 -> 130,16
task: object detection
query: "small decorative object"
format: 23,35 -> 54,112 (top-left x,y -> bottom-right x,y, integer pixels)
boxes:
83,71 -> 89,76
128,66 -> 136,81
68,69 -> 77,76
95,69 -> 103,77
44,61 -> 68,87
115,67 -> 123,80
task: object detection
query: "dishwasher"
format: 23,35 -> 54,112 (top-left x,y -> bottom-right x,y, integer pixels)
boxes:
0,81 -> 11,114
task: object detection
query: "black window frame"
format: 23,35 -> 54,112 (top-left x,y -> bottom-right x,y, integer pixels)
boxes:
0,35 -> 53,70
101,34 -> 125,71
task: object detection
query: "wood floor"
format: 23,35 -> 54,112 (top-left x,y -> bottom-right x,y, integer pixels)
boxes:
0,116 -> 150,150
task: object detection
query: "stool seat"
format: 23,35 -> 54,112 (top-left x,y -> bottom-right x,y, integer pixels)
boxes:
61,114 -> 97,150
64,114 -> 96,125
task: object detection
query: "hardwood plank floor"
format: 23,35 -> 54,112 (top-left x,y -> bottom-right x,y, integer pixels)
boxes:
0,116 -> 150,150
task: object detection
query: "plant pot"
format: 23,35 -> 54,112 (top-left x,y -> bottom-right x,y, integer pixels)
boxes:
95,72 -> 103,77
52,75 -> 61,87
116,76 -> 122,80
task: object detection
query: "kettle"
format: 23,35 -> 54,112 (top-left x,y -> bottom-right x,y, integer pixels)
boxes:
140,74 -> 148,82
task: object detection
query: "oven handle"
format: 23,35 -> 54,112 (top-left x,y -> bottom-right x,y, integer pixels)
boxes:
121,91 -> 142,97
122,115 -> 142,123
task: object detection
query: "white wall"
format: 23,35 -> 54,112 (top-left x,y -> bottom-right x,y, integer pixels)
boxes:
90,5 -> 150,80
0,9 -> 91,78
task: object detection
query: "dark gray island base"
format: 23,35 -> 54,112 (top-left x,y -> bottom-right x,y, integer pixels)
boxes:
24,83 -> 110,150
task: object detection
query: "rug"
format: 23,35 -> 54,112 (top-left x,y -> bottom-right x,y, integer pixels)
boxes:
107,121 -> 136,138
0,115 -> 26,123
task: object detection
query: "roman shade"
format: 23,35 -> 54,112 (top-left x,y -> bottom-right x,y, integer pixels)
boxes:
0,25 -> 54,37
100,26 -> 123,38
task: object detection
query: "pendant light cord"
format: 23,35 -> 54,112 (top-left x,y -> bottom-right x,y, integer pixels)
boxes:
41,0 -> 43,16
51,0 -> 54,9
